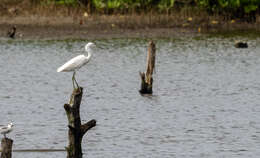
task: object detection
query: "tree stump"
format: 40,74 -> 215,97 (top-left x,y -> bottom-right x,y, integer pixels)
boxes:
64,87 -> 96,158
1,138 -> 13,158
139,41 -> 156,94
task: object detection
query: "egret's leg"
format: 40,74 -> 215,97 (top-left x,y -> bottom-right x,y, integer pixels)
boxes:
72,71 -> 76,89
74,74 -> 79,90
73,71 -> 80,91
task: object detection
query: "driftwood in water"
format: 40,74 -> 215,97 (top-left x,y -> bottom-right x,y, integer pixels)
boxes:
7,26 -> 16,39
64,87 -> 96,158
139,41 -> 156,94
235,41 -> 248,48
1,138 -> 13,158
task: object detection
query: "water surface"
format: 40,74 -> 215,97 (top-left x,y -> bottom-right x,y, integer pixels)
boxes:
0,36 -> 260,158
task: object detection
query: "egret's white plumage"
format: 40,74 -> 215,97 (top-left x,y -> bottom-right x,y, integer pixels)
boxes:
0,123 -> 14,138
57,54 -> 90,72
57,42 -> 95,89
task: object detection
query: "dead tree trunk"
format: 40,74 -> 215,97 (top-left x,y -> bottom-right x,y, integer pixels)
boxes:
1,138 -> 13,158
139,41 -> 156,94
64,87 -> 96,158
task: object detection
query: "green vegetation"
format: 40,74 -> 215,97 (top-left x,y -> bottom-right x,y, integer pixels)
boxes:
197,0 -> 259,13
197,0 -> 260,21
49,0 -> 260,18
3,0 -> 260,22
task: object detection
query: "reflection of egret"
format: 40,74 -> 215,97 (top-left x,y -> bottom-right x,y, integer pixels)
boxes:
0,123 -> 14,138
57,42 -> 95,89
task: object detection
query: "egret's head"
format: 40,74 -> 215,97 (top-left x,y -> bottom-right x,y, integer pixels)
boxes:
8,123 -> 13,127
85,42 -> 96,52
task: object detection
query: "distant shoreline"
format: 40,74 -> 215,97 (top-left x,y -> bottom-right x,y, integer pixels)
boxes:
0,15 -> 260,40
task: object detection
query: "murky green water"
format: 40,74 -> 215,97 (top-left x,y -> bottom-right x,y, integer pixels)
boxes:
1,36 -> 260,158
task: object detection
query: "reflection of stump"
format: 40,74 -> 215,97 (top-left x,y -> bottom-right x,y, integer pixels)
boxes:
64,87 -> 96,158
139,41 -> 156,94
1,138 -> 13,158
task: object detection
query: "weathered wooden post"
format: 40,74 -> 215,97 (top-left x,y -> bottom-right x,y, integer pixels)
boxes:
1,138 -> 13,158
139,41 -> 156,94
64,87 -> 96,158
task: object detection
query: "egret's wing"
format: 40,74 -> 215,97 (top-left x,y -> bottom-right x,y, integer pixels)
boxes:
0,126 -> 8,131
57,55 -> 88,72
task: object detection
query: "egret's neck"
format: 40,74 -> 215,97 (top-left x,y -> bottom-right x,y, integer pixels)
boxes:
86,49 -> 92,59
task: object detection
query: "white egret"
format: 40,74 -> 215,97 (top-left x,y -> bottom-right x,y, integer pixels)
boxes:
57,42 -> 95,89
0,123 -> 14,138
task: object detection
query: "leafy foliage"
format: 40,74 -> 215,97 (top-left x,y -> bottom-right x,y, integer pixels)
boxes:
196,0 -> 260,21
41,0 -> 260,21
158,0 -> 174,11
196,0 -> 260,13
